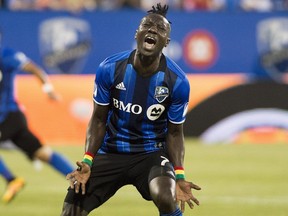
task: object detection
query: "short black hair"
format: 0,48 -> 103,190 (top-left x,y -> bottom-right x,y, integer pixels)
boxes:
147,3 -> 171,24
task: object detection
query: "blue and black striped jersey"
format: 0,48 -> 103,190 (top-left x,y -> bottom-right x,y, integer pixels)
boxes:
0,47 -> 29,123
93,50 -> 190,154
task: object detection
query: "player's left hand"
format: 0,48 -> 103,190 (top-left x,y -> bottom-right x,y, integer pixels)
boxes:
176,179 -> 201,212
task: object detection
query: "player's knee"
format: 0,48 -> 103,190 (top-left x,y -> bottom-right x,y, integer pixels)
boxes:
154,191 -> 176,213
149,178 -> 177,213
34,146 -> 52,162
60,202 -> 88,216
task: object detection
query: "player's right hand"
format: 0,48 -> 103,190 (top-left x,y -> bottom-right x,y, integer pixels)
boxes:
66,161 -> 91,195
47,90 -> 62,101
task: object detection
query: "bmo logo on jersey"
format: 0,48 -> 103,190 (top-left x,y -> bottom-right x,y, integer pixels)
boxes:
113,98 -> 142,114
113,98 -> 165,121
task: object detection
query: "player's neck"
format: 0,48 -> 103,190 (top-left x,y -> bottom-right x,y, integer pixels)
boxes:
133,51 -> 161,77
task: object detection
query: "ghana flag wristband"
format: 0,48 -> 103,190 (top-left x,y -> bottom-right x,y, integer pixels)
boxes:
174,166 -> 185,180
82,152 -> 94,167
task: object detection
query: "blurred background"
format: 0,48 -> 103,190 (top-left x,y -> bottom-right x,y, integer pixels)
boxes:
1,0 -> 288,145
1,1 -> 288,216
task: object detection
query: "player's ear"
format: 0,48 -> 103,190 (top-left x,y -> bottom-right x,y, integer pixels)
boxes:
165,38 -> 170,47
134,30 -> 138,39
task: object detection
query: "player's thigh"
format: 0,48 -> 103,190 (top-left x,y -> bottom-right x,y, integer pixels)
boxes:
0,111 -> 26,141
11,128 -> 42,159
132,151 -> 175,200
63,154 -> 130,213
8,112 -> 42,159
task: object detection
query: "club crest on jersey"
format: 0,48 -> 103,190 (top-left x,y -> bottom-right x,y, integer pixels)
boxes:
154,86 -> 169,103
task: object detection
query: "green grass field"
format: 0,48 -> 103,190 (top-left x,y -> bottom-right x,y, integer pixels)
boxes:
1,139 -> 288,216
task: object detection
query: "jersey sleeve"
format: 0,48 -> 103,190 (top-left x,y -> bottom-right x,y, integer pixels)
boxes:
3,48 -> 30,71
168,76 -> 190,124
93,60 -> 113,105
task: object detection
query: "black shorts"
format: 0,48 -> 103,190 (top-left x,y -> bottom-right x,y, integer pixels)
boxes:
64,150 -> 175,213
0,111 -> 42,159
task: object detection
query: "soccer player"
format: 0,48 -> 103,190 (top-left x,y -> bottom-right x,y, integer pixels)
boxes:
0,33 -> 75,203
61,3 -> 201,216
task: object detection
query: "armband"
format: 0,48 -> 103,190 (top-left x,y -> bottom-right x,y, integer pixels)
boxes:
42,83 -> 54,93
82,152 -> 94,167
174,166 -> 185,180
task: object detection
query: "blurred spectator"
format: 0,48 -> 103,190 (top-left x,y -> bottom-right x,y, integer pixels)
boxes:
6,0 -> 34,10
239,0 -> 274,11
34,0 -> 97,12
182,0 -> 226,11
238,0 -> 288,11
274,0 -> 288,10
5,0 -> 97,11
94,0 -> 128,10
140,0 -> 183,10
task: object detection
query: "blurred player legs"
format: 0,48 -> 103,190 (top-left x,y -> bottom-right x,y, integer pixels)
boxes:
0,157 -> 25,203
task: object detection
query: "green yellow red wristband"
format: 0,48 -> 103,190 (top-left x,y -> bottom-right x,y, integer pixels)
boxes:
174,166 -> 185,180
82,152 -> 94,167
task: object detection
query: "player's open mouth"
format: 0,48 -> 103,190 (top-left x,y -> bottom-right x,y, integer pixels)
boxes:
144,36 -> 156,49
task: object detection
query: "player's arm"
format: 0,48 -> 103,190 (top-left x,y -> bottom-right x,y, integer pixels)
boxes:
166,122 -> 201,212
166,73 -> 201,212
68,60 -> 111,194
21,61 -> 59,100
85,102 -> 109,155
166,122 -> 185,170
67,101 -> 109,194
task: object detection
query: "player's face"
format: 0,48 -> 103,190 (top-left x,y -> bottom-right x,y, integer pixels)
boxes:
135,14 -> 171,57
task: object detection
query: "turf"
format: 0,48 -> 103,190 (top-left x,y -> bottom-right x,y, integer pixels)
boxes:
1,139 -> 288,216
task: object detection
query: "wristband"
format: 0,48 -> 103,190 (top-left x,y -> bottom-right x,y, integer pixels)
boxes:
174,166 -> 185,180
82,152 -> 94,167
42,83 -> 54,93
